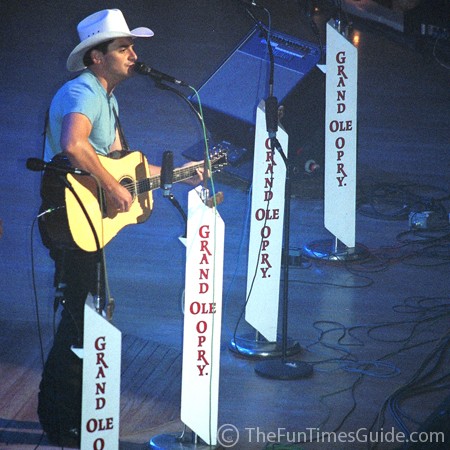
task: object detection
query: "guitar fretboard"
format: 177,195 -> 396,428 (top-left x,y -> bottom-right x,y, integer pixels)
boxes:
134,162 -> 205,196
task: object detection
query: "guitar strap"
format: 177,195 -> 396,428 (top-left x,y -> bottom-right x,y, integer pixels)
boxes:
113,107 -> 130,152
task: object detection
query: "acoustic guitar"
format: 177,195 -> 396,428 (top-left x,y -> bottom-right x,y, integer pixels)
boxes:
38,150 -> 227,252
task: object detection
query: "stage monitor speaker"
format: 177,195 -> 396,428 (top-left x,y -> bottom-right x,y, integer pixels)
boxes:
185,25 -> 326,184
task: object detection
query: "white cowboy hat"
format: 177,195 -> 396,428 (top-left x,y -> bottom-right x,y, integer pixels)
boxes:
67,9 -> 154,72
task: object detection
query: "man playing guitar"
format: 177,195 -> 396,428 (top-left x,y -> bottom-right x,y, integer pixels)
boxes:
37,9 -> 205,447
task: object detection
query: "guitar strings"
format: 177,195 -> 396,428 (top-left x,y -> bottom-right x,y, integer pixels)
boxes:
118,163 -> 213,195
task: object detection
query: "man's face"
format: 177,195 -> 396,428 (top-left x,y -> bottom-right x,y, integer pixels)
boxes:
96,37 -> 138,82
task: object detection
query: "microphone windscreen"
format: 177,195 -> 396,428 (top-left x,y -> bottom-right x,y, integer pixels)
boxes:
26,157 -> 45,172
161,151 -> 174,187
134,61 -> 147,74
265,96 -> 279,134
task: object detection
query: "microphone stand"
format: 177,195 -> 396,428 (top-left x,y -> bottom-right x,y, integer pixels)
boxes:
229,8 -> 305,362
254,141 -> 313,379
242,8 -> 313,378
145,85 -> 217,450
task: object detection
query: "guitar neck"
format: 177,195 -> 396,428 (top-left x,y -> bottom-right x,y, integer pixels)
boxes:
137,161 -> 204,195
172,162 -> 204,184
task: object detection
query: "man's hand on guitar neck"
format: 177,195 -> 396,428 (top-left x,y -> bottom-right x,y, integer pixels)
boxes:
181,160 -> 207,186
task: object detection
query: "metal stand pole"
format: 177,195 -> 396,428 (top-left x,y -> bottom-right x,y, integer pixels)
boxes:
254,139 -> 313,380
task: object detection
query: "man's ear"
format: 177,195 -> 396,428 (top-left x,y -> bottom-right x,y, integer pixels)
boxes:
90,49 -> 103,65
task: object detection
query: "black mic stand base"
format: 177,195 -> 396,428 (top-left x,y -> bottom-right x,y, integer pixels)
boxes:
229,331 -> 302,359
149,432 -> 217,450
303,238 -> 370,262
255,358 -> 313,380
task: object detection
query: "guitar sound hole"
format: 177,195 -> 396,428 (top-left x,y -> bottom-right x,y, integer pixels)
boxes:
120,177 -> 136,199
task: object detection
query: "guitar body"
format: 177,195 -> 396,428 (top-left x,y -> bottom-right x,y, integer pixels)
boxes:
38,148 -> 227,252
40,151 -> 153,252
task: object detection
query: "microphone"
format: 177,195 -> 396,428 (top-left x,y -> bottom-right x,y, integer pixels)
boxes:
26,157 -> 89,176
134,62 -> 189,87
160,151 -> 174,197
265,95 -> 279,138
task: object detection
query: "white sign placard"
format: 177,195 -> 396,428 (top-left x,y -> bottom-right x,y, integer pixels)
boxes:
245,100 -> 288,342
324,21 -> 358,248
181,187 -> 225,445
81,296 -> 122,450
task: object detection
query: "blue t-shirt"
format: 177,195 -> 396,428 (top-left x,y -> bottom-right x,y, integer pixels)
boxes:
44,70 -> 119,161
